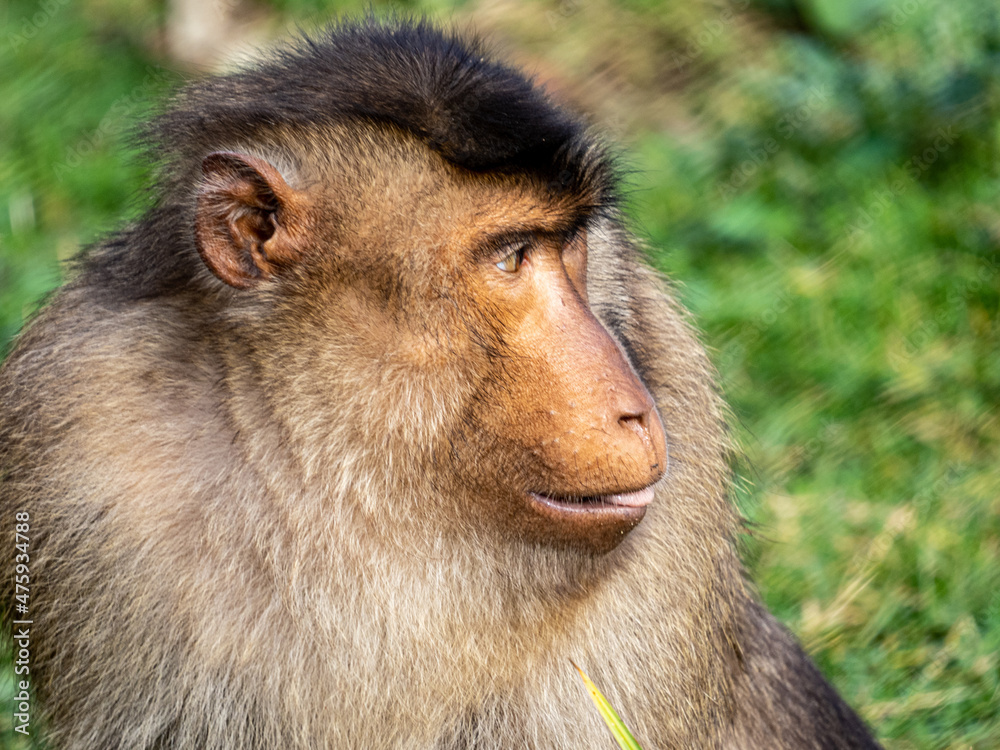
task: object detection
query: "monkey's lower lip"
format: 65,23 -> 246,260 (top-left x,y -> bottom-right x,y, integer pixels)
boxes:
528,486 -> 655,511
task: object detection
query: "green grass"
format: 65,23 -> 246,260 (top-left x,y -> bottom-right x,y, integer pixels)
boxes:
2,1 -> 998,748
621,9 -> 1000,742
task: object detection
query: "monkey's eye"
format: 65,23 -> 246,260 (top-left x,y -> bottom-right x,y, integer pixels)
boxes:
496,245 -> 528,273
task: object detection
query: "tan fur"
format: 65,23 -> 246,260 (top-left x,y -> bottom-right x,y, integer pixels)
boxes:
1,69 -> 877,750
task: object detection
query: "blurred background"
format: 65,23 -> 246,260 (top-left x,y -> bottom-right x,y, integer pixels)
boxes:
1,0 -> 998,747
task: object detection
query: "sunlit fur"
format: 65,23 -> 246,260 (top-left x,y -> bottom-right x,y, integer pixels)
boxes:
0,19 -> 878,749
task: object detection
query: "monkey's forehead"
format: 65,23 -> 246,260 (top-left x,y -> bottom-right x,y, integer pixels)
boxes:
151,18 -> 617,201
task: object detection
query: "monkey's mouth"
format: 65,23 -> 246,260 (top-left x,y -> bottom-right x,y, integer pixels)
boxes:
522,486 -> 658,549
528,486 -> 655,513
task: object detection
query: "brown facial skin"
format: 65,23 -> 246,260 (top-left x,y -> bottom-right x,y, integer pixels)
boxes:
196,145 -> 667,554
0,23 -> 881,750
461,225 -> 667,551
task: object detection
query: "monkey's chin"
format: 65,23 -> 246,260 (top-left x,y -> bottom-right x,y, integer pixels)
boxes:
524,488 -> 653,552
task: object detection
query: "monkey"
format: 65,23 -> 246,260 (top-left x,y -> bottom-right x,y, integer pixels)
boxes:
0,18 -> 882,750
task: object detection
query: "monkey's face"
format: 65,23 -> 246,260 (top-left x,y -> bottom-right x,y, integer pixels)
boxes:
194,134 -> 667,554
451,214 -> 668,553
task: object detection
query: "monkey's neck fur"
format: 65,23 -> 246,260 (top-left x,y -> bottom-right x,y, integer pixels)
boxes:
5,243 -> 747,749
0,19 -> 879,750
204,263 -> 746,747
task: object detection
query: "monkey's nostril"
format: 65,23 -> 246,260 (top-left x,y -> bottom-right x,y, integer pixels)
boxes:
618,412 -> 650,441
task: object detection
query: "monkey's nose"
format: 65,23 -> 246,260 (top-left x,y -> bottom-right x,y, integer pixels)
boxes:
619,411 -> 651,442
614,400 -> 667,480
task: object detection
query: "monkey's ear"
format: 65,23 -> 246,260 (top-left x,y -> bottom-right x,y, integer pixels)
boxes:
195,151 -> 307,289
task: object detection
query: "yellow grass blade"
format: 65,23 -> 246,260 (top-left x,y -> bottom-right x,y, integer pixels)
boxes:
571,661 -> 644,750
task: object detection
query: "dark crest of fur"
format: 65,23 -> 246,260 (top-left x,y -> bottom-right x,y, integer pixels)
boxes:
85,19 -> 612,303
1,17 -> 881,750
158,19 -> 594,174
